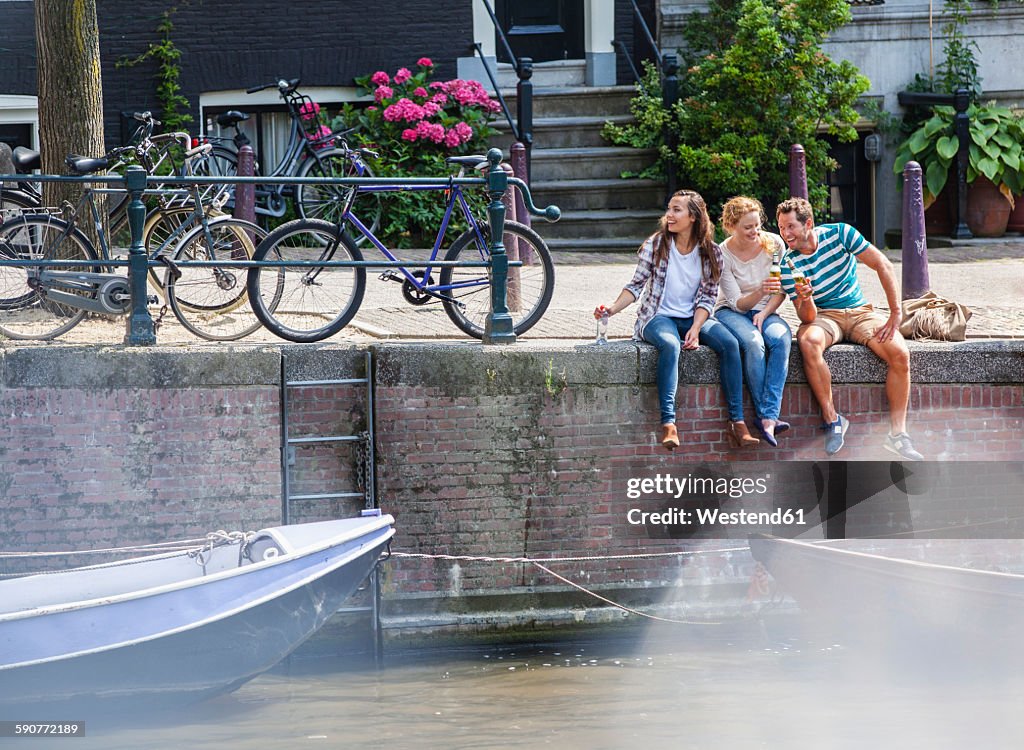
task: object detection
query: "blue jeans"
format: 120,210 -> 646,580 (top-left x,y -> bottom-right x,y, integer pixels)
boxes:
714,308 -> 792,421
642,314 -> 744,424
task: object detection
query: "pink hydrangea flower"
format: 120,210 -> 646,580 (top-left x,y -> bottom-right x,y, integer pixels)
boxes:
394,67 -> 412,84
417,57 -> 433,68
413,87 -> 429,98
383,97 -> 426,122
401,128 -> 419,142
443,129 -> 462,148
430,92 -> 448,105
414,120 -> 445,143
370,71 -> 390,86
453,121 -> 473,141
374,85 -> 394,103
422,101 -> 440,116
367,106 -> 378,111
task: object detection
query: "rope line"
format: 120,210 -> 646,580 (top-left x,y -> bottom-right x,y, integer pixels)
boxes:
0,530 -> 252,559
389,545 -> 752,565
390,547 -> 749,626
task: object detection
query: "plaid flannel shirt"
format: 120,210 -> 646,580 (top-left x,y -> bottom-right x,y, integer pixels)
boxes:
624,235 -> 723,341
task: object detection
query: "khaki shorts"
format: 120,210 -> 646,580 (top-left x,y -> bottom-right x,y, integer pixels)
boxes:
797,304 -> 886,346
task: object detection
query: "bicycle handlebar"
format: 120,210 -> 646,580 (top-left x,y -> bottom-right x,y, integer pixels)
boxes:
132,111 -> 161,126
246,78 -> 300,95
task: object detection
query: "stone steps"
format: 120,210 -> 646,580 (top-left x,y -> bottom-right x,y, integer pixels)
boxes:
487,84 -> 654,254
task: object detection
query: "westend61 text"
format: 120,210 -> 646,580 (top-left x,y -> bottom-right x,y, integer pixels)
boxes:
627,507 -> 806,527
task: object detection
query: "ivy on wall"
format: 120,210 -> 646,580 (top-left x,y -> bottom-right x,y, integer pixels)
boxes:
117,9 -> 192,131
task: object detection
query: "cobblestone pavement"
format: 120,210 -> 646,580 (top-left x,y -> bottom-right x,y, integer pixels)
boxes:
339,242 -> 1024,342
1,239 -> 1021,347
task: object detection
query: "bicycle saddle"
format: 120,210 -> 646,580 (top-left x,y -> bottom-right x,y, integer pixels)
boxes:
446,155 -> 489,169
217,111 -> 251,128
65,154 -> 110,175
12,146 -> 40,172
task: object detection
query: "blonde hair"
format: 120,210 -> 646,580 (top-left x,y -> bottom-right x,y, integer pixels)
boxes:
721,196 -> 774,255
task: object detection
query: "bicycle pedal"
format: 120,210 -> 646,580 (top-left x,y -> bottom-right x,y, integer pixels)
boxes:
378,270 -> 401,282
146,295 -> 159,305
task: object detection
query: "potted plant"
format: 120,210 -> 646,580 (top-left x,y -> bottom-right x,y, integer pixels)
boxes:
893,102 -> 1024,236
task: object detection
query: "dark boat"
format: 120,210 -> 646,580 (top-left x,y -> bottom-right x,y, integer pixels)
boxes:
748,535 -> 1024,670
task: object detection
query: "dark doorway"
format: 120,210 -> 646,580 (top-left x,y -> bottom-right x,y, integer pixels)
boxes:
495,0 -> 585,64
0,123 -> 33,150
825,132 -> 874,241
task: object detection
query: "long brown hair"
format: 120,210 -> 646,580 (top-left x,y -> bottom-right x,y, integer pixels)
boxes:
650,189 -> 720,282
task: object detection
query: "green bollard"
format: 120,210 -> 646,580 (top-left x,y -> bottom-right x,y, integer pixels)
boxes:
123,166 -> 157,346
482,148 -> 516,345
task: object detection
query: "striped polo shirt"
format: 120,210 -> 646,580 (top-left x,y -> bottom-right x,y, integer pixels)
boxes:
780,223 -> 870,310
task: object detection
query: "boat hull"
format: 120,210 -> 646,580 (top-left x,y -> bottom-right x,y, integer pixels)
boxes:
749,535 -> 1024,669
0,516 -> 393,711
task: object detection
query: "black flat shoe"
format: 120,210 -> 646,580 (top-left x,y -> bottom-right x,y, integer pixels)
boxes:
756,421 -> 779,447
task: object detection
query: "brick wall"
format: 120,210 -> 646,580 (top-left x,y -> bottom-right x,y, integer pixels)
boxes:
1,342 -> 1021,625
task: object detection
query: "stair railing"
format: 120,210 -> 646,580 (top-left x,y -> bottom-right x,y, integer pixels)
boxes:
473,0 -> 533,183
612,0 -> 679,200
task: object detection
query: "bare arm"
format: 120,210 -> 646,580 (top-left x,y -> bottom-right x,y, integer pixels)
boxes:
857,245 -> 902,342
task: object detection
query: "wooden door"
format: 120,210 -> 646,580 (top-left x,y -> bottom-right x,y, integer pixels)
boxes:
495,0 -> 585,64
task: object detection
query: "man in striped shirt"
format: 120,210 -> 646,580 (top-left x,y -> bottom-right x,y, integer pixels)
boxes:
775,198 -> 922,460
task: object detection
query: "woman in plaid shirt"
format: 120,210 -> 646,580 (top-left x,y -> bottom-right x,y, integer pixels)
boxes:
595,190 -> 758,451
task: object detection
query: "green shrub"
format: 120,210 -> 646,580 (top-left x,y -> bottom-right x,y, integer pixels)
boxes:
604,0 -> 869,220
336,59 -> 500,248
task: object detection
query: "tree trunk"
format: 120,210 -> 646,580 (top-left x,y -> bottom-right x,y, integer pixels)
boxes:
34,0 -> 106,214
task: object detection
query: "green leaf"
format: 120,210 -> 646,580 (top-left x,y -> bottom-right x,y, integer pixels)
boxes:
925,160 -> 949,199
936,135 -> 960,161
976,156 -> 1000,182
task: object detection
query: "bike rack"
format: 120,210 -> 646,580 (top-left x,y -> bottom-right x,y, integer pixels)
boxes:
0,149 -> 561,346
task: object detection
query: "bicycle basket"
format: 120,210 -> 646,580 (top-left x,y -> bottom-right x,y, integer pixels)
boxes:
293,96 -> 335,150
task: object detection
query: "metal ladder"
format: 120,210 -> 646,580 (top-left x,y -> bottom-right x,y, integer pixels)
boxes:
279,350 -> 383,661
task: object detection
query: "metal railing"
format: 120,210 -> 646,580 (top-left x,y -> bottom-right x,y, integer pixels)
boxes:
473,0 -> 534,183
611,0 -> 680,201
0,148 -> 558,346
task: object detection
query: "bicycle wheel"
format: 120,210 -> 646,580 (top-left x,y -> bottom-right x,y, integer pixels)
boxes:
295,149 -> 382,242
439,221 -> 555,339
0,216 -> 97,339
165,218 -> 266,341
143,205 -> 229,294
1,189 -> 40,225
194,146 -> 238,177
246,218 -> 365,343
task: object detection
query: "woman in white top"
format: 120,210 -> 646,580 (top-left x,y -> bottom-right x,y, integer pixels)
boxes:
715,196 -> 793,446
594,190 -> 759,451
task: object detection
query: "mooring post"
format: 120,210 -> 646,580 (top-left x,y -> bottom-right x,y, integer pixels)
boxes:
516,58 -> 534,183
951,88 -> 972,240
901,160 -> 931,300
123,166 -> 157,346
482,148 -> 516,345
233,143 -> 256,226
789,144 -> 808,200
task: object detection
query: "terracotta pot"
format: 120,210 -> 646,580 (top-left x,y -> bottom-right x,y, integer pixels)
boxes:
924,185 -> 953,236
966,176 -> 1011,237
1007,193 -> 1024,233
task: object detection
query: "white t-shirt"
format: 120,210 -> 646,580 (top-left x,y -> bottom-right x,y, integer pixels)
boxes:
656,242 -> 701,319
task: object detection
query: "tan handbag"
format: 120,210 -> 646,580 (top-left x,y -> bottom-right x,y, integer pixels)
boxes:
899,291 -> 972,341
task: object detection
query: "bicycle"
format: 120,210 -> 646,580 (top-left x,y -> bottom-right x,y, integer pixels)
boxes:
197,78 -> 382,238
244,150 -> 558,343
0,143 -> 268,342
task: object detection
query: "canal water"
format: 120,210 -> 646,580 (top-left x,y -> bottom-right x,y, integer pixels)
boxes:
51,617 -> 1024,750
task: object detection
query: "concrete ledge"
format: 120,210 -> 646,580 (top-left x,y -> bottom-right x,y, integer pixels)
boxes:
372,340 -> 1024,390
0,345 -> 282,389
2,340 -> 1021,389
